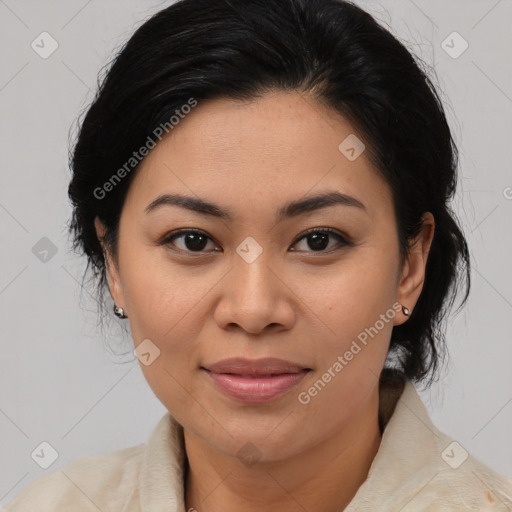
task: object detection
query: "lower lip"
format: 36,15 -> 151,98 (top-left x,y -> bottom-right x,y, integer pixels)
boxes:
203,369 -> 310,404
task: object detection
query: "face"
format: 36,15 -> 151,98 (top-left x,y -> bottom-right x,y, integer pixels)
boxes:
96,90 -> 433,462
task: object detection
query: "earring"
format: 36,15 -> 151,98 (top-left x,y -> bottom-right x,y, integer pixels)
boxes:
113,304 -> 128,319
401,305 -> 410,317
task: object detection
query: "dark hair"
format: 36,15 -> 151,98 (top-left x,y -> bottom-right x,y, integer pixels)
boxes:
67,0 -> 470,388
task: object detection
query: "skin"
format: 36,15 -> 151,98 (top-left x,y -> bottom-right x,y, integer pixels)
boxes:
95,90 -> 434,512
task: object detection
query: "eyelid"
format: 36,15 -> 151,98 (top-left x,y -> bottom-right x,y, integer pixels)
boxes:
292,226 -> 351,245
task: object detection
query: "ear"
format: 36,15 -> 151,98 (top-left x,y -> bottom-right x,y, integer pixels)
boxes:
394,212 -> 435,326
94,217 -> 125,308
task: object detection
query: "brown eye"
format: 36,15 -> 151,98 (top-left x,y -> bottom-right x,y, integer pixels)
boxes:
161,229 -> 220,253
291,228 -> 352,253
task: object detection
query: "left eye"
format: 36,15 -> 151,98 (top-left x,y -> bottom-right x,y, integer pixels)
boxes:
161,228 -> 350,254
291,228 -> 350,253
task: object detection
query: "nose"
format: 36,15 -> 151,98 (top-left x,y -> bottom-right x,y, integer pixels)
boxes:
213,253 -> 296,335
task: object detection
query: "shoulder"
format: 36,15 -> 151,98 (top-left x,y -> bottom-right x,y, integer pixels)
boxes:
356,379 -> 512,511
397,381 -> 512,510
412,384 -> 512,509
5,443 -> 145,512
423,427 -> 512,510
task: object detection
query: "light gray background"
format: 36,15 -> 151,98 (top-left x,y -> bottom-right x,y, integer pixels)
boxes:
1,0 -> 511,505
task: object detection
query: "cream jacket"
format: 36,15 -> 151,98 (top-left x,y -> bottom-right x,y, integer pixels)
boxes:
6,380 -> 512,511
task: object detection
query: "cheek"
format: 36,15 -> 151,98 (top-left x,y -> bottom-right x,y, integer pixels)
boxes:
120,245 -> 210,340
299,250 -> 399,392
119,261 -> 211,406
306,250 -> 398,337
127,277 -> 207,414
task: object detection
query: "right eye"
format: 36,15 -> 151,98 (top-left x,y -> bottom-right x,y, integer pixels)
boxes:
160,229 -> 221,254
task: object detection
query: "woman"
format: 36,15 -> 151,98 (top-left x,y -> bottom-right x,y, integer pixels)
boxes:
7,0 -> 512,510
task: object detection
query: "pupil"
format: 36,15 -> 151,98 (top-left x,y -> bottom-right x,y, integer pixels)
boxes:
308,233 -> 329,251
185,233 -> 207,251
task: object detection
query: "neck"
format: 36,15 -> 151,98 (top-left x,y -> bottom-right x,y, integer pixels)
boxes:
184,386 -> 382,512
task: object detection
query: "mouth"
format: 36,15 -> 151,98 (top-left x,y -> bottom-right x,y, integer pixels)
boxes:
201,357 -> 312,404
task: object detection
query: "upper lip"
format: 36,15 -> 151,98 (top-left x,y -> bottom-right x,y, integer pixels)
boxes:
202,357 -> 311,376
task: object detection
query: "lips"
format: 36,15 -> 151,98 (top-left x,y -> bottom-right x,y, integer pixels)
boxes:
201,357 -> 311,403
204,357 -> 309,375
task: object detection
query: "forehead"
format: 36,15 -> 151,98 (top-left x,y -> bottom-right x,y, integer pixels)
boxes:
124,91 -> 392,220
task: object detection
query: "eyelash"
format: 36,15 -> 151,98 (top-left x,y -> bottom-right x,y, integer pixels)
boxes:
159,227 -> 353,255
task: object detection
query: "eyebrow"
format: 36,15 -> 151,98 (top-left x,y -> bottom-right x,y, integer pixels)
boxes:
144,191 -> 366,222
